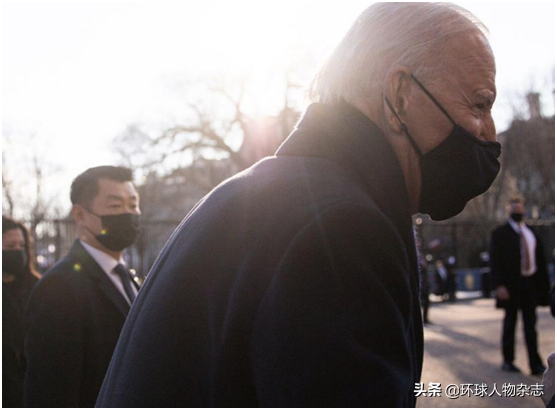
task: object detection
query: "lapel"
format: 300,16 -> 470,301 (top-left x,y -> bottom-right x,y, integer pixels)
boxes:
505,222 -> 521,243
276,103 -> 419,285
68,241 -> 130,317
506,221 -> 518,234
504,223 -> 523,269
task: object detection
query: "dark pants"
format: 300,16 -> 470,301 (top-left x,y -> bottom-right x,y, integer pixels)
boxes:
502,277 -> 543,369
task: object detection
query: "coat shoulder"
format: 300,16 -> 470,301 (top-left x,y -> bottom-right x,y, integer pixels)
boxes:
172,155 -> 394,258
213,156 -> 373,213
491,224 -> 510,237
28,251 -> 92,308
39,253 -> 87,285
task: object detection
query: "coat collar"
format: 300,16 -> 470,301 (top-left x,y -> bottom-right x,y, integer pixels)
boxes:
276,103 -> 410,223
276,102 -> 418,285
79,240 -> 125,276
507,219 -> 534,235
505,221 -> 537,241
68,240 -> 131,316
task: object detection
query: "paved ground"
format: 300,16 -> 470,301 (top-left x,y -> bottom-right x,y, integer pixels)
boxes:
417,297 -> 554,408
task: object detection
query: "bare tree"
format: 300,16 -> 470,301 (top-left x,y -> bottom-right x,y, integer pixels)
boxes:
458,88 -> 554,223
114,72 -> 304,223
115,79 -> 250,177
500,92 -> 555,218
2,132 -> 63,234
2,152 -> 16,217
114,74 -> 301,192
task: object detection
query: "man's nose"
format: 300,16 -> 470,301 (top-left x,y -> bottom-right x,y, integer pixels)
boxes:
126,205 -> 141,215
479,118 -> 497,143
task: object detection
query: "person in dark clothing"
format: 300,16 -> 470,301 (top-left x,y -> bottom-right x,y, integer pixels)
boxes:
479,251 -> 492,298
24,166 -> 142,407
2,216 -> 41,408
445,257 -> 457,302
97,3 -> 501,407
416,238 -> 431,324
434,259 -> 450,300
490,198 -> 550,375
420,265 -> 431,324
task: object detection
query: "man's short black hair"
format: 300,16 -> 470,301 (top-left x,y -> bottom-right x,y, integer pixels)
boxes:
70,166 -> 133,206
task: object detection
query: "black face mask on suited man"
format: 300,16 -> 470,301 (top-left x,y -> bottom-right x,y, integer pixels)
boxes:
385,74 -> 501,221
510,213 -> 524,223
85,210 -> 140,252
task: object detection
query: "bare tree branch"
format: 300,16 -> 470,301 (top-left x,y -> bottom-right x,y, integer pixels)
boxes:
2,170 -> 15,217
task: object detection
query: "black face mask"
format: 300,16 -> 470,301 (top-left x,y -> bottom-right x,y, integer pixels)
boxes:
510,213 -> 524,222
85,210 -> 140,252
385,74 -> 501,221
3,250 -> 28,277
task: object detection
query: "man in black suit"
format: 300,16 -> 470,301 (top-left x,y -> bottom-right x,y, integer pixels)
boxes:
24,166 -> 141,407
490,198 -> 549,375
97,3 -> 502,407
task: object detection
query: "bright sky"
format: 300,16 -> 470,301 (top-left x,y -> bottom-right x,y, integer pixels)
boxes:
2,1 -> 555,216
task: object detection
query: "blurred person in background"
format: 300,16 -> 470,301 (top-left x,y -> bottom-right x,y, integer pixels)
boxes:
434,259 -> 449,300
479,251 -> 492,298
2,215 -> 41,408
490,198 -> 550,375
419,255 -> 431,325
445,256 -> 457,302
97,3 -> 501,407
24,166 -> 142,407
416,237 -> 431,325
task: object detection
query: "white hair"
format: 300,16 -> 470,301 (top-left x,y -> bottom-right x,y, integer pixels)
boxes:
309,2 -> 489,106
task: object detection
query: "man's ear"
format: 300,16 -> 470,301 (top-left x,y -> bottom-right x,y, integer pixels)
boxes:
383,66 -> 413,133
71,204 -> 86,225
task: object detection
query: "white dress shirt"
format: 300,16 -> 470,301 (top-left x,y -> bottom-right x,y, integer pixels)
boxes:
508,219 -> 537,276
80,240 -> 138,304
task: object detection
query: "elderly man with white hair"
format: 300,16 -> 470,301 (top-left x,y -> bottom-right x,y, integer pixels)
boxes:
97,3 -> 501,407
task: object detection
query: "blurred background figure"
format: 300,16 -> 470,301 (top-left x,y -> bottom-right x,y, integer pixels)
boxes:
420,263 -> 431,325
434,260 -> 449,301
416,237 -> 431,325
445,256 -> 457,302
2,215 -> 41,408
490,198 -> 550,375
479,251 -> 492,298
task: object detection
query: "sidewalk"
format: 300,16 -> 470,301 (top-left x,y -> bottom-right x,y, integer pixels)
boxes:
417,298 -> 554,408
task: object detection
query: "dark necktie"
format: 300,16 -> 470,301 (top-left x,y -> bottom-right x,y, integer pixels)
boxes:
519,227 -> 531,272
114,263 -> 136,305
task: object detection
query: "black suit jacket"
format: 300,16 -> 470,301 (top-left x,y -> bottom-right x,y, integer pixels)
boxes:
96,103 -> 424,407
490,222 -> 549,308
24,240 -> 139,407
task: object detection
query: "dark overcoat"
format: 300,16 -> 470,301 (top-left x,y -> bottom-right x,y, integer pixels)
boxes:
490,222 -> 550,309
24,240 -> 139,407
96,103 -> 424,407
3,275 -> 37,408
